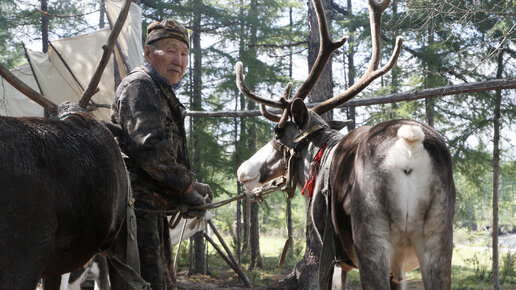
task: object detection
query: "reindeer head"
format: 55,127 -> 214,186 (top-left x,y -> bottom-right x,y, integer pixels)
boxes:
237,0 -> 402,193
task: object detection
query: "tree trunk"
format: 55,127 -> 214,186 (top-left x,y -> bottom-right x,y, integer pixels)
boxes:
278,198 -> 322,289
41,0 -> 48,53
389,0 -> 400,119
246,0 -> 262,270
345,0 -> 355,130
280,0 -> 333,286
190,232 -> 206,275
307,0 -> 334,122
189,0 -> 205,275
238,0 -> 249,256
492,47 -> 504,290
424,24 -> 435,127
99,0 -> 106,29
249,202 -> 263,269
287,5 -> 294,257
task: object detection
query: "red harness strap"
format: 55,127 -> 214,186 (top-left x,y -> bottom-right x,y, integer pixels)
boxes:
301,142 -> 327,197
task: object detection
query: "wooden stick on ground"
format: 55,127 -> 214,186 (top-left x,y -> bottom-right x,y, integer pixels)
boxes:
207,220 -> 253,288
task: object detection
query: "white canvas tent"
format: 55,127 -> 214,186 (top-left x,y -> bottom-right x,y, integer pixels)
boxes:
0,0 -> 144,120
0,63 -> 43,116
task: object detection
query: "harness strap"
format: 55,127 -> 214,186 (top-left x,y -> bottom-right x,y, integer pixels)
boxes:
293,124 -> 325,144
301,141 -> 327,197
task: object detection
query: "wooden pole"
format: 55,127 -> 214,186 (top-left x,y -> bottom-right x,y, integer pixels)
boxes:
186,78 -> 516,117
207,220 -> 253,287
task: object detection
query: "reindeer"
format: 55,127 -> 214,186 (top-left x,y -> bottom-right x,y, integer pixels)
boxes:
236,0 -> 455,289
0,1 -> 148,289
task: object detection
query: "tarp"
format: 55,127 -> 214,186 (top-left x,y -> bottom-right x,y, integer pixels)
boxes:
0,63 -> 42,116
170,211 -> 214,246
48,28 -> 115,120
106,0 -> 144,73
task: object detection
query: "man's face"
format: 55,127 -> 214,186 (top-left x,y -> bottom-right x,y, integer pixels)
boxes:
144,38 -> 189,85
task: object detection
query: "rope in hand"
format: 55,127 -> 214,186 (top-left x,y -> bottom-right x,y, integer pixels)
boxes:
134,176 -> 287,216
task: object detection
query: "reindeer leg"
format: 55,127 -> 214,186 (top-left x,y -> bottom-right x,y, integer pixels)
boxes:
411,186 -> 453,290
389,273 -> 406,290
352,222 -> 393,290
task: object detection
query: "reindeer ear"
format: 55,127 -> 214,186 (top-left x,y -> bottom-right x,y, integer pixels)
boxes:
291,98 -> 308,127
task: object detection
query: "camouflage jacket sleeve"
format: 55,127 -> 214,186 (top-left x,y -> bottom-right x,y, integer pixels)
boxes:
114,74 -> 194,196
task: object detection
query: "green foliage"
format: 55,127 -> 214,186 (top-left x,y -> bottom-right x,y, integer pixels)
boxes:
500,251 -> 516,284
465,253 -> 492,282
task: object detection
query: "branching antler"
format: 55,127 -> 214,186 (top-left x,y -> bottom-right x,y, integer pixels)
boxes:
78,0 -> 131,108
293,0 -> 346,101
236,0 -> 346,126
312,0 -> 403,114
236,0 -> 401,123
235,61 -> 288,109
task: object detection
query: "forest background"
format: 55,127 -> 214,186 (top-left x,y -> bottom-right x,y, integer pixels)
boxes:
1,0 -> 515,288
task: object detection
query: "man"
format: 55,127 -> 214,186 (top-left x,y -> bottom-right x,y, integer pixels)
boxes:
111,19 -> 211,289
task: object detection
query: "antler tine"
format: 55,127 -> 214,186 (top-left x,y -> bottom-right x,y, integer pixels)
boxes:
235,61 -> 286,108
0,62 -> 57,114
312,0 -> 403,115
259,104 -> 281,122
78,0 -> 131,109
292,0 -> 347,101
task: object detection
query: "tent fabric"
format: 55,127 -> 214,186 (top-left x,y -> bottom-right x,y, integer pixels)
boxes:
0,63 -> 43,116
0,0 -> 143,119
106,0 -> 144,74
25,49 -> 82,112
49,28 -> 115,120
169,211 -> 214,246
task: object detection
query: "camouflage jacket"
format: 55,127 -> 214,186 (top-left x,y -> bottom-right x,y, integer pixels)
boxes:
111,64 -> 193,206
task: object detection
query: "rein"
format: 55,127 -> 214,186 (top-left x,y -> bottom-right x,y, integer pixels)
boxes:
135,125 -> 327,217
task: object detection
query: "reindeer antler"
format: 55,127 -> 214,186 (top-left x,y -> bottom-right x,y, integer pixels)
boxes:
292,0 -> 346,101
236,0 -> 401,123
312,0 -> 403,115
236,0 -> 346,126
78,0 -> 131,108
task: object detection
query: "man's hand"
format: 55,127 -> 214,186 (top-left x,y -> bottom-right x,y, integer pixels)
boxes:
181,182 -> 212,219
194,182 -> 213,203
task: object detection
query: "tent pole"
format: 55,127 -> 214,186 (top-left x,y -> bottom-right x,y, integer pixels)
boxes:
48,41 -> 85,92
22,42 -> 47,116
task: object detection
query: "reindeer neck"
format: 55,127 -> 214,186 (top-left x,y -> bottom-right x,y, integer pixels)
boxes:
296,127 -> 344,187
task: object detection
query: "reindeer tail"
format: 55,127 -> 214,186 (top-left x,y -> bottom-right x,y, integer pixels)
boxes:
397,125 -> 424,146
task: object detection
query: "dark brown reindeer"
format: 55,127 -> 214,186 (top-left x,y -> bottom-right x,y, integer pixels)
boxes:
0,1 -> 147,289
236,0 -> 455,289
